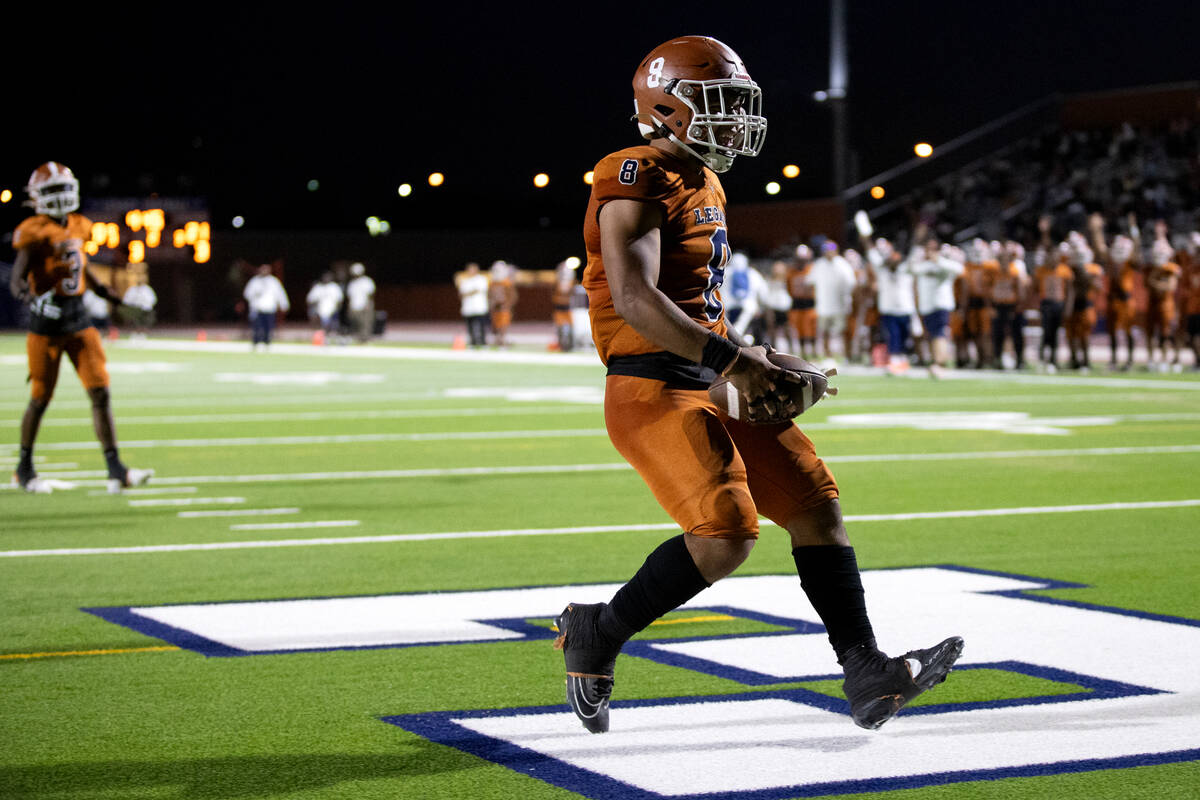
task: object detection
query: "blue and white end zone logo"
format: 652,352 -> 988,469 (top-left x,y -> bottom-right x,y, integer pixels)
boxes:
86,566 -> 1200,798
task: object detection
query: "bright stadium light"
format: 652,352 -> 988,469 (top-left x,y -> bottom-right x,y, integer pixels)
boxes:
765,181 -> 781,195
870,185 -> 886,199
564,256 -> 581,269
583,171 -> 594,185
533,173 -> 550,188
782,164 -> 801,179
232,216 -> 245,229
914,142 -> 933,158
307,179 -> 320,192
428,172 -> 444,187
398,183 -> 412,197
0,189 -> 11,203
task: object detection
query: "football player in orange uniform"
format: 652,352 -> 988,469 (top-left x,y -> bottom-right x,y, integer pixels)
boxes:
1182,234 -> 1200,369
554,35 -> 961,736
1145,239 -> 1183,370
786,245 -> 818,359
8,162 -> 152,494
1033,243 -> 1076,372
961,240 -> 998,368
1064,239 -> 1105,371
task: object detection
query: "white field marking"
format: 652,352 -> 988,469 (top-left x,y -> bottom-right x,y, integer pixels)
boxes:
89,486 -> 199,496
2,499 -> 1196,558
213,371 -> 385,386
3,443 -> 1199,492
1,429 -> 609,451
123,337 -> 605,366
0,389 -> 447,413
178,508 -> 301,518
7,407 -> 1200,453
127,497 -> 246,508
228,520 -> 360,531
0,460 -> 79,470
33,405 -> 600,428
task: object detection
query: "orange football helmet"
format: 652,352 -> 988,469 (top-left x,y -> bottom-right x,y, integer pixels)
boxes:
632,35 -> 766,173
26,161 -> 80,216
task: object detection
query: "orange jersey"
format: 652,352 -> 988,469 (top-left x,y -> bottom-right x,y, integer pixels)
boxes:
1146,262 -> 1182,296
963,260 -> 999,300
583,145 -> 730,364
1183,264 -> 1200,316
787,263 -> 815,301
1035,263 -> 1074,303
990,262 -> 1024,305
1107,261 -> 1138,301
1073,262 -> 1105,304
13,213 -> 93,297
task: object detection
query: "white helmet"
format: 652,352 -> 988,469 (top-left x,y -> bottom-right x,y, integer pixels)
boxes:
26,161 -> 80,216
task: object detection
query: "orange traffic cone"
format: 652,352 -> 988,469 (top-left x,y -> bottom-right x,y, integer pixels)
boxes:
451,334 -> 466,350
312,329 -> 325,346
197,329 -> 208,342
108,325 -> 120,340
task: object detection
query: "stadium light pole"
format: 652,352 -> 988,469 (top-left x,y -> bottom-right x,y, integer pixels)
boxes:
829,0 -> 849,198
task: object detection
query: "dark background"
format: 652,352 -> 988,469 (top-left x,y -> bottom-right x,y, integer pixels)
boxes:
5,2 -> 1198,233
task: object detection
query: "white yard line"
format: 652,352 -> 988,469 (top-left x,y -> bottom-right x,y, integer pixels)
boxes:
128,497 -> 246,508
7,411 -> 1199,453
3,444 -> 1198,492
33,405 -> 599,427
178,508 -> 300,518
228,520 -> 360,531
88,487 -> 200,497
1,499 -> 1196,558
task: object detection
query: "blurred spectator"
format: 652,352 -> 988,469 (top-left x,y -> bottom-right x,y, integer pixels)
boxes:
1145,238 -> 1182,370
456,262 -> 490,348
1182,233 -> 1200,369
552,260 -> 577,351
763,260 -> 795,352
345,262 -> 376,344
306,271 -> 343,343
488,260 -> 518,348
723,252 -> 767,344
869,238 -> 915,374
907,237 -> 964,377
243,264 -> 290,351
991,242 -> 1029,369
807,240 -> 857,361
1032,244 -> 1074,372
120,274 -> 158,340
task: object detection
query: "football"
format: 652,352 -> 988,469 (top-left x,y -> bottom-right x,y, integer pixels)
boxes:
708,351 -> 835,424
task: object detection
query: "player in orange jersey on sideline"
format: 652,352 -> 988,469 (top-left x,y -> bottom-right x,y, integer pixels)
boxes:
8,162 -> 153,494
553,34 -> 961,736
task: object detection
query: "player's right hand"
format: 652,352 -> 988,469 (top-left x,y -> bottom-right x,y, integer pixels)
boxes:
725,346 -> 797,421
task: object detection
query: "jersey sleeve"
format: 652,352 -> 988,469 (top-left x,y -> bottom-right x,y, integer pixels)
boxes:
12,217 -> 48,250
591,152 -> 678,207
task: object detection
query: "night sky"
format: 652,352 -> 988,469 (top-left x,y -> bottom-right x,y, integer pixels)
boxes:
5,2 -> 1199,235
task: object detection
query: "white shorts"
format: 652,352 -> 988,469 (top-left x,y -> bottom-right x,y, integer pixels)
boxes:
817,314 -> 846,336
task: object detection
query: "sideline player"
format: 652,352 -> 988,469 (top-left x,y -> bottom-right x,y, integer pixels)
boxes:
8,162 -> 152,494
555,35 -> 962,735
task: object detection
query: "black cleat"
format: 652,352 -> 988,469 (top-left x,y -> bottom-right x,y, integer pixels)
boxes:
554,603 -> 620,733
842,636 -> 964,730
12,461 -> 42,493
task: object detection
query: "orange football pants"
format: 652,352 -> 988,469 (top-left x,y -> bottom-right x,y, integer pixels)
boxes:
26,327 -> 110,402
604,374 -> 838,540
788,308 -> 817,340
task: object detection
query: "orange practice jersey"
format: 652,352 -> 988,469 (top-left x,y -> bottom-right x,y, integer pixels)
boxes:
1035,262 -> 1074,303
990,262 -> 1024,304
964,260 -> 999,299
1146,262 -> 1182,296
787,263 -> 815,300
583,145 -> 730,365
1075,263 -> 1105,303
1183,265 -> 1200,316
1108,261 -> 1138,300
13,214 -> 93,297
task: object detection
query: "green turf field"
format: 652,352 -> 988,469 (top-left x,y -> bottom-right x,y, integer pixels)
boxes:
2,331 -> 1198,799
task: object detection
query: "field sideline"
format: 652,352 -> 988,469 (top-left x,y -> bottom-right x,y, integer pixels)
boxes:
1,331 -> 1198,800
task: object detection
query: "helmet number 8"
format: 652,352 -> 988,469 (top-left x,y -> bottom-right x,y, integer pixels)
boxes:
646,57 -> 665,88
